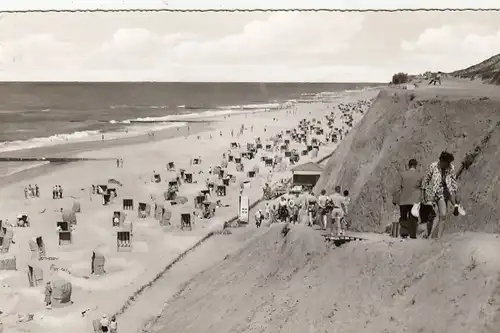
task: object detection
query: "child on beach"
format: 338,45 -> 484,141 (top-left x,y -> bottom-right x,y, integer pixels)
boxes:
44,282 -> 52,309
255,209 -> 264,228
109,316 -> 118,333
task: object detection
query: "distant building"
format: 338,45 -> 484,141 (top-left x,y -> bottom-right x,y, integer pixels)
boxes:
291,162 -> 324,189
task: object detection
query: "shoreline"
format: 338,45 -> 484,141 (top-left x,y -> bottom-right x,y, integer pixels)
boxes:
0,109 -> 285,185
0,121 -> 210,186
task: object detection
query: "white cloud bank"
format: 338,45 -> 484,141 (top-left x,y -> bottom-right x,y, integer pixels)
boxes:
1,12 -> 500,81
0,12 -> 372,81
401,23 -> 500,72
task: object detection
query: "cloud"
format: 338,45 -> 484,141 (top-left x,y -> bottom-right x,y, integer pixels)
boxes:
401,23 -> 500,71
0,12 -> 368,81
3,12 -> 499,81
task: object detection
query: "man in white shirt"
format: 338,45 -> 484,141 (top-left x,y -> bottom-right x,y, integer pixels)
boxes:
317,189 -> 329,230
329,186 -> 346,236
305,191 -> 317,227
100,314 -> 110,332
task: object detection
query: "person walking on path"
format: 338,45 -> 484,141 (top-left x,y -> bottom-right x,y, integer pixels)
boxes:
397,159 -> 422,239
305,191 -> 317,227
420,151 -> 461,239
342,190 -> 351,230
109,316 -> 118,333
100,314 -> 110,332
317,189 -> 329,230
328,186 -> 346,236
44,282 -> 52,309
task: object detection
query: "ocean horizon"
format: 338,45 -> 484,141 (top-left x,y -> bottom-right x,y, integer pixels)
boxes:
0,81 -> 383,153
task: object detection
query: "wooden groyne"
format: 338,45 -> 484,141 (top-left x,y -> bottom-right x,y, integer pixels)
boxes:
0,157 -> 115,163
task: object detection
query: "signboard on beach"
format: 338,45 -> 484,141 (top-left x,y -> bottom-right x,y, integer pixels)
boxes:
238,196 -> 249,223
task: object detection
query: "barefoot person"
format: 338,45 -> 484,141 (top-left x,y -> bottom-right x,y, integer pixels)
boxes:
317,189 -> 329,230
328,186 -> 346,236
421,151 -> 460,239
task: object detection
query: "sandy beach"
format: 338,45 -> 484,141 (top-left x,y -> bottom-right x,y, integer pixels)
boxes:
0,88 -> 378,333
136,79 -> 500,333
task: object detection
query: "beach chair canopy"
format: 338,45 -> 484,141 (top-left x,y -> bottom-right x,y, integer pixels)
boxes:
108,179 -> 123,187
52,279 -> 72,304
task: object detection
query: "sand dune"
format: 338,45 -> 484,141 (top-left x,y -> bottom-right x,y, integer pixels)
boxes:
138,79 -> 500,333
318,80 -> 500,233
143,224 -> 500,333
6,79 -> 499,333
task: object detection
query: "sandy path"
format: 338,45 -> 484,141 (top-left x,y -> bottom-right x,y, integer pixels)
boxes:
118,228 -> 261,333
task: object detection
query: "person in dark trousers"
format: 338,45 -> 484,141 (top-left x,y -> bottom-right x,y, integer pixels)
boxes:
342,190 -> 351,229
398,159 -> 422,239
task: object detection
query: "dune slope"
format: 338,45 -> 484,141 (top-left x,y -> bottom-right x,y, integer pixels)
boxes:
316,88 -> 500,233
142,225 -> 500,333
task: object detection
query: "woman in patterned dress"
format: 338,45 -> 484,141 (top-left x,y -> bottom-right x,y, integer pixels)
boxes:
420,151 -> 460,239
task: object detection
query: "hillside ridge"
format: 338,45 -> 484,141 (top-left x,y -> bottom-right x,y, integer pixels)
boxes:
316,87 -> 500,233
450,53 -> 500,84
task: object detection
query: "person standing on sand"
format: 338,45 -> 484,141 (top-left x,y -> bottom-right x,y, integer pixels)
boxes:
109,316 -> 118,333
420,151 -> 461,239
24,187 -> 28,199
270,205 -> 278,224
277,196 -> 289,223
264,202 -> 270,219
329,186 -> 346,236
317,189 -> 329,230
305,191 -> 317,227
255,209 -> 264,228
343,190 -> 351,214
342,190 -> 351,229
44,281 -> 52,309
100,314 -> 110,332
35,184 -> 39,198
397,159 -> 421,239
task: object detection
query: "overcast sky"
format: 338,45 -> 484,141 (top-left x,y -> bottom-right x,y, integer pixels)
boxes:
0,1 -> 499,81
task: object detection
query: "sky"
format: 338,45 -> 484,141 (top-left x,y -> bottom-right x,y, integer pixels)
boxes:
0,1 -> 499,81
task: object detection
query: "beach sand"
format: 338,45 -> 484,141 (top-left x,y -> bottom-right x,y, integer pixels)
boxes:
0,89 -> 378,333
136,79 -> 500,333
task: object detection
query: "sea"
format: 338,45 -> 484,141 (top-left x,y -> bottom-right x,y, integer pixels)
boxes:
0,82 -> 382,177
